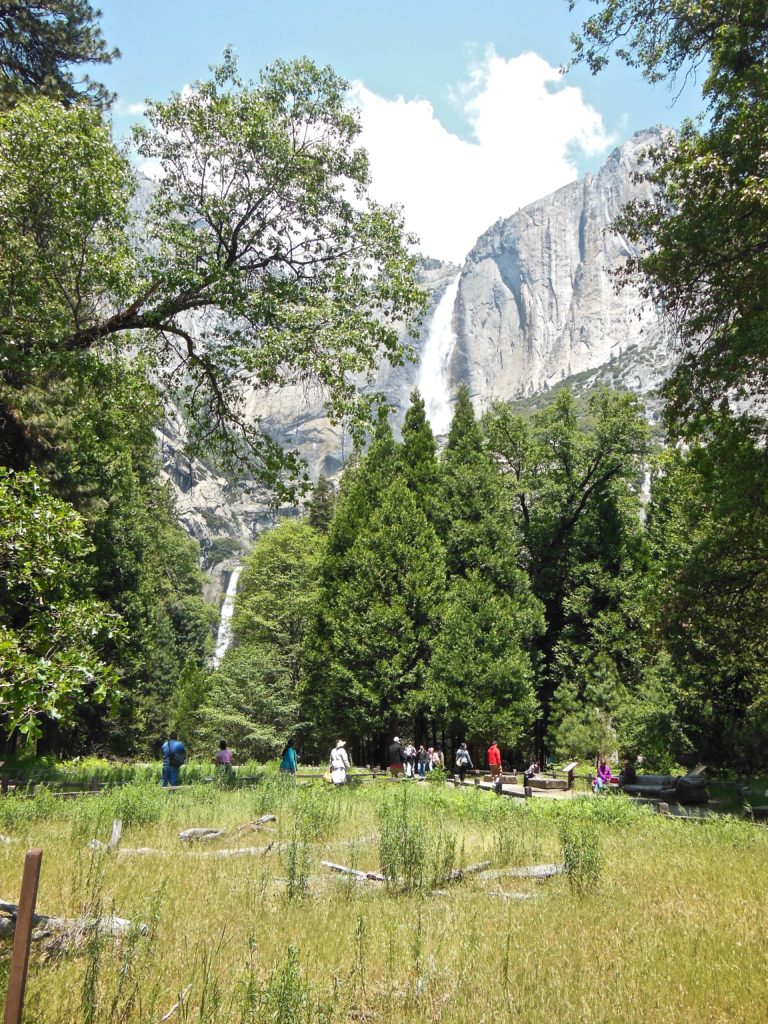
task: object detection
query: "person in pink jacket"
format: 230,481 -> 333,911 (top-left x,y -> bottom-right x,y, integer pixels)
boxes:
593,758 -> 612,793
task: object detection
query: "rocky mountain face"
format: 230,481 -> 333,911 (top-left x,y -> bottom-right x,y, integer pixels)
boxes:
450,128 -> 669,415
159,129 -> 672,576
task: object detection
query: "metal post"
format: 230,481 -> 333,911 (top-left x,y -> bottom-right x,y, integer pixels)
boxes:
4,848 -> 43,1024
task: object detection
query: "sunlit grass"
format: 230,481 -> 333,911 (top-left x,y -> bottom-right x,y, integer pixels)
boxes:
0,779 -> 765,1023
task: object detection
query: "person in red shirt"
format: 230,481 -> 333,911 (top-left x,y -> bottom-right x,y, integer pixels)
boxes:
487,740 -> 502,784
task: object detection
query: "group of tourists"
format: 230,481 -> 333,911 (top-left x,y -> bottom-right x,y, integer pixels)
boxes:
164,732 -> 643,796
387,737 -> 445,778
160,734 -> 232,786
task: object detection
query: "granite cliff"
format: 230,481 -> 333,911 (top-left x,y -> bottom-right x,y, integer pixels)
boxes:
160,129 -> 671,568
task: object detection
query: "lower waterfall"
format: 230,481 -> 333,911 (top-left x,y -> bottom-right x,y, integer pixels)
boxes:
212,566 -> 241,666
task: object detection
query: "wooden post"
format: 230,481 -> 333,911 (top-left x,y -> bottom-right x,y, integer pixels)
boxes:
4,848 -> 43,1024
108,819 -> 123,853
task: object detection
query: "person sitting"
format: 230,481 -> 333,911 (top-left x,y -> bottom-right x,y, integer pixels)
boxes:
593,757 -> 611,793
523,760 -> 540,786
618,757 -> 637,788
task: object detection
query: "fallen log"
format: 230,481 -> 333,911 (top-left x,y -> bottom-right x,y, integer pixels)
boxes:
193,842 -> 284,858
180,815 -> 278,843
504,863 -> 562,879
320,861 -> 385,882
446,860 -> 492,882
178,828 -> 226,843
116,847 -> 168,858
0,899 -> 147,939
486,891 -> 534,901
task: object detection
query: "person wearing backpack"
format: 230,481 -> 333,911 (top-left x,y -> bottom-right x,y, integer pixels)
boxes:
455,742 -> 473,783
161,732 -> 187,787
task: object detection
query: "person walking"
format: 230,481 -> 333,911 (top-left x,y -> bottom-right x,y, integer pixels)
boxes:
455,742 -> 473,783
280,738 -> 297,775
388,736 -> 404,776
487,739 -> 502,785
417,744 -> 429,778
161,732 -> 186,787
329,739 -> 349,785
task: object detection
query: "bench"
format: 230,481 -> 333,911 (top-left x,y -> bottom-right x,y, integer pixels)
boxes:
621,773 -> 709,805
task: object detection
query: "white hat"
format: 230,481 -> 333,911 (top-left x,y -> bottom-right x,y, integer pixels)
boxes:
336,739 -> 346,748
393,736 -> 400,743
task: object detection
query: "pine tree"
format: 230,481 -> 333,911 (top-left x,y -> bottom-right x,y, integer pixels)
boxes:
307,473 -> 335,533
428,385 -> 542,749
398,390 -> 440,522
305,478 -> 445,754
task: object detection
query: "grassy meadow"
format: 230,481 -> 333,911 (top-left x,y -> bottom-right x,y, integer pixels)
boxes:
0,775 -> 766,1023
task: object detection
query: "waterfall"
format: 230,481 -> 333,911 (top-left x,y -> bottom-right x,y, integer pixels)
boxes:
213,566 -> 241,666
418,273 -> 461,435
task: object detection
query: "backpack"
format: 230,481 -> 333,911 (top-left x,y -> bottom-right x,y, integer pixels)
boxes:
168,742 -> 186,768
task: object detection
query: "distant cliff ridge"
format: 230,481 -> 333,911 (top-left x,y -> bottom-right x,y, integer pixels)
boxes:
161,129 -> 672,558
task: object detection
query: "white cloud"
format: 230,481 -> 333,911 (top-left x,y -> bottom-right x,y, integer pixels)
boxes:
349,48 -> 614,264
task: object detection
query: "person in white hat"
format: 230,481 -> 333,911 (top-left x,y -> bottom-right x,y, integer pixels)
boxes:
329,738 -> 349,785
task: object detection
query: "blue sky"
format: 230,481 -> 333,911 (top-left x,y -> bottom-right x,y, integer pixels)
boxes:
96,0 -> 704,261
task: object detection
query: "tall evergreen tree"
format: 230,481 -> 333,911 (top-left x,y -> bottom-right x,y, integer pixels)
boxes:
307,473 -> 336,533
0,1 -> 119,110
429,385 -> 542,750
305,477 -> 445,757
398,390 -> 440,522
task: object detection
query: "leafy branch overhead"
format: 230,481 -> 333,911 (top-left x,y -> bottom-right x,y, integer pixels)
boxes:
0,51 -> 426,495
569,0 -> 768,433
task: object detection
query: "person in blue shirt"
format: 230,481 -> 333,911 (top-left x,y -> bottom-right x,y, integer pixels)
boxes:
161,732 -> 186,787
279,738 -> 297,775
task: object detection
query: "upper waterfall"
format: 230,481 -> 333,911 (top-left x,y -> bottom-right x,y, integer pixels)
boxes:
418,272 -> 461,435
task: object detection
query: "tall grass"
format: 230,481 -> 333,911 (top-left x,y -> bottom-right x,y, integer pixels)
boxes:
0,779 -> 766,1023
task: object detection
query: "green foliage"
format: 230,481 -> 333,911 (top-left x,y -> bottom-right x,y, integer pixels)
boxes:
308,475 -> 445,747
169,659 -> 210,741
234,520 -> 323,687
398,389 -> 440,522
559,809 -> 602,896
0,1 -> 119,109
0,55 -> 424,493
307,474 -> 336,533
485,388 -> 651,742
429,572 -> 540,748
571,3 -> 768,432
377,786 -> 457,891
639,422 -> 768,769
0,468 -> 119,736
198,646 -> 300,761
